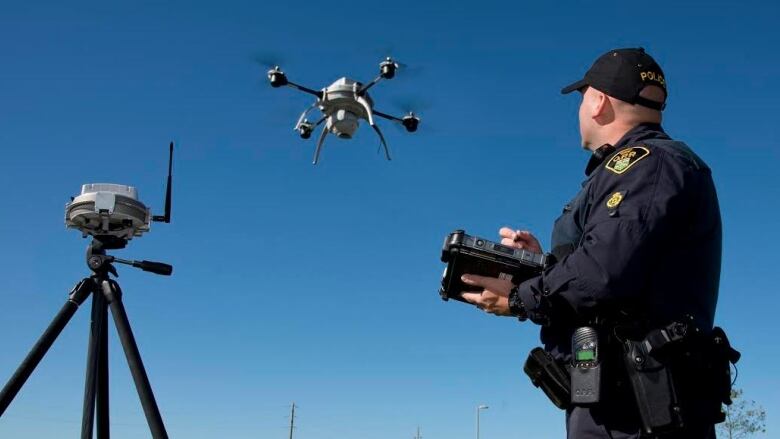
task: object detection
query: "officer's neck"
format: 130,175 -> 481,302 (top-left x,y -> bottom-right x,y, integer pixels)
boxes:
589,120 -> 661,152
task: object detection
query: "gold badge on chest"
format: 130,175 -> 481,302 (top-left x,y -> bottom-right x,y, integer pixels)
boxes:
606,192 -> 624,208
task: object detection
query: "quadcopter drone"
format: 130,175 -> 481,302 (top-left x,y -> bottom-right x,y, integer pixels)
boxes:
267,57 -> 420,164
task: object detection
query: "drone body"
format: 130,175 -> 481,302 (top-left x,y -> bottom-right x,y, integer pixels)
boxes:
316,77 -> 374,140
267,58 -> 420,164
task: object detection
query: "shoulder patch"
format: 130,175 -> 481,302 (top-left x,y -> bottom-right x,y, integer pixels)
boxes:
605,146 -> 650,175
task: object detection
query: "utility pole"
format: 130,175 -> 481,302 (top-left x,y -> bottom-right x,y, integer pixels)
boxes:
289,402 -> 296,439
415,426 -> 422,439
476,405 -> 489,439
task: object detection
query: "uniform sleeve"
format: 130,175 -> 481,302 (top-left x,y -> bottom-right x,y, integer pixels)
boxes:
511,148 -> 694,325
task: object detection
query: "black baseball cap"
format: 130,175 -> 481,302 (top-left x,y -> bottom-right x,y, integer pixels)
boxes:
561,48 -> 667,110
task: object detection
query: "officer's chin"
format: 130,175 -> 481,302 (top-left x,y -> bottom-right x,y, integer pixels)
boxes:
581,140 -> 591,151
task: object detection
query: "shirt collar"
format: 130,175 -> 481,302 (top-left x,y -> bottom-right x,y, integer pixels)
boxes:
583,123 -> 668,176
584,144 -> 616,176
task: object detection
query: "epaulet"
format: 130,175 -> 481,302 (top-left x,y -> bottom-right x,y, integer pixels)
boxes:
604,144 -> 651,175
645,139 -> 708,171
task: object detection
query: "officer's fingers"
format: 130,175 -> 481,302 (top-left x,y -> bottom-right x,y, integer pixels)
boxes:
479,290 -> 499,304
480,295 -> 512,316
499,227 -> 517,240
515,231 -> 543,252
501,238 -> 525,249
461,274 -> 489,288
511,236 -> 532,249
461,292 -> 484,307
502,237 -> 536,251
487,297 -> 512,316
499,228 -> 541,251
481,278 -> 514,297
463,275 -> 510,294
517,230 -> 541,245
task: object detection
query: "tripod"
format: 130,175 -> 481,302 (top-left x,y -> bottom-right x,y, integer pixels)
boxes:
0,236 -> 172,438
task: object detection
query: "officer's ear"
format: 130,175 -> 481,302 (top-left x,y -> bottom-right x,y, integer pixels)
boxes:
585,88 -> 612,124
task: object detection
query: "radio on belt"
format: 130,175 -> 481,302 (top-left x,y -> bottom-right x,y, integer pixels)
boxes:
439,229 -> 546,302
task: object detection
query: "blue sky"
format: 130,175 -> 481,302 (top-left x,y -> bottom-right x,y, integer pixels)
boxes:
0,1 -> 778,438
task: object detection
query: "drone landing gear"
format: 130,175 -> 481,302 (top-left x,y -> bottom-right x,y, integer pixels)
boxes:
355,96 -> 391,160
0,240 -> 170,439
357,96 -> 375,126
313,124 -> 329,165
311,122 -> 391,165
371,125 -> 391,161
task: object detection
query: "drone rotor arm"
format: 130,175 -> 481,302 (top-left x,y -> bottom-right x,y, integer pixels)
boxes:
376,109 -> 420,133
373,110 -> 404,123
313,115 -> 327,127
358,75 -> 383,95
287,81 -> 324,98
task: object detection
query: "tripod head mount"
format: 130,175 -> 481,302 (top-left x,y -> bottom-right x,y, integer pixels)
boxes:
86,236 -> 172,277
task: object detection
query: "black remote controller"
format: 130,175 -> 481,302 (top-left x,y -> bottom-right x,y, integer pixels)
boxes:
439,229 -> 545,302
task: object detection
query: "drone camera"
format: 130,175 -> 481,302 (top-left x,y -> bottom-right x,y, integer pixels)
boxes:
268,67 -> 288,88
380,58 -> 397,79
328,109 -> 359,139
298,121 -> 314,139
402,114 -> 420,132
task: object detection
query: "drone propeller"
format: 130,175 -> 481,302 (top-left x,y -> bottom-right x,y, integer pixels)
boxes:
357,50 -> 422,95
255,53 -> 323,97
391,96 -> 431,114
251,51 -> 287,70
371,46 -> 415,70
393,96 -> 432,133
384,57 -> 424,77
379,56 -> 423,78
388,58 -> 411,72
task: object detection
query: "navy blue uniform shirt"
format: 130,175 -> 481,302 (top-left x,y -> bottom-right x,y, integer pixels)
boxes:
509,123 -> 722,361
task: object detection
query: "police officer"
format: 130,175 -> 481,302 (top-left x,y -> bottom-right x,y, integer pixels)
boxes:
461,48 -> 722,438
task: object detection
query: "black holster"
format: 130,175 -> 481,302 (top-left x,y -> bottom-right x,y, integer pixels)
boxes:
623,337 -> 682,435
621,322 -> 740,436
523,347 -> 570,410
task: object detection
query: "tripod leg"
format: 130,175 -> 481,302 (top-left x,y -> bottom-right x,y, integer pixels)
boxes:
101,280 -> 168,439
96,297 -> 110,439
81,292 -> 105,439
0,279 -> 93,417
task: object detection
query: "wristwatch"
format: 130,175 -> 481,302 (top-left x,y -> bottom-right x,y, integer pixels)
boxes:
509,285 -> 529,322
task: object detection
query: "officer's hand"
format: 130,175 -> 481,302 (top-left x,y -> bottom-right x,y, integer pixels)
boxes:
460,274 -> 513,316
499,227 -> 543,253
